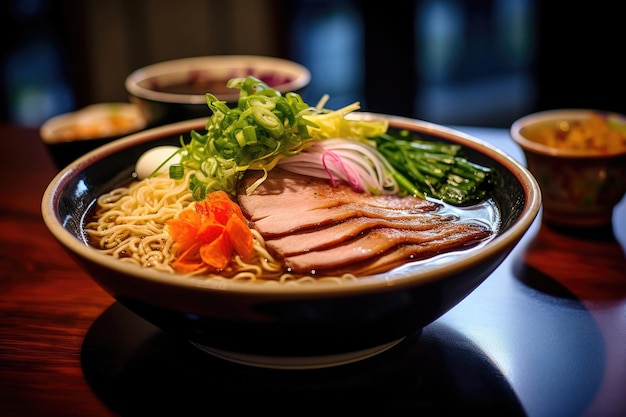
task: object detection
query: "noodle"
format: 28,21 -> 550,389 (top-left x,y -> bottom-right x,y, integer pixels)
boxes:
85,172 -> 195,273
85,171 -> 357,284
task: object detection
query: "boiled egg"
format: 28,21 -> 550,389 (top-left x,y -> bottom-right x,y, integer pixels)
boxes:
135,145 -> 182,180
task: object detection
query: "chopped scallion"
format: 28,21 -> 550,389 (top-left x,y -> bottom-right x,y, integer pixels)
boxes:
169,164 -> 184,180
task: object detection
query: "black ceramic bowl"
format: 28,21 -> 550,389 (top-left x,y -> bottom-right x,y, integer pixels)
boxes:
125,55 -> 311,128
41,114 -> 540,369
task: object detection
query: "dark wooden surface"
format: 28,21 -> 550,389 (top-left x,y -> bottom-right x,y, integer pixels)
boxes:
1,123 -> 625,416
0,124 -> 116,416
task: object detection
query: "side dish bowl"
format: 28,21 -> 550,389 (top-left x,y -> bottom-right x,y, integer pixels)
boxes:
42,115 -> 541,369
39,102 -> 146,169
125,55 -> 311,127
510,108 -> 626,228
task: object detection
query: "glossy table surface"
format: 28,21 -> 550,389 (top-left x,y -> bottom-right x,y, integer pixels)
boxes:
1,122 -> 624,416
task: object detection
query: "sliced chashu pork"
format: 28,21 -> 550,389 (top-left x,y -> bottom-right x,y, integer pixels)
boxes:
238,168 -> 441,236
237,168 -> 492,276
283,225 -> 491,275
265,215 -> 457,256
238,168 -> 439,222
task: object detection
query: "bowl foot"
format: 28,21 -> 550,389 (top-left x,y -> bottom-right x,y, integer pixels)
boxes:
189,338 -> 406,370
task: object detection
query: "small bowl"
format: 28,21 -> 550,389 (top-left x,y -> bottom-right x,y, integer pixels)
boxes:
40,102 -> 147,169
42,115 -> 540,369
510,109 -> 626,228
125,55 -> 311,127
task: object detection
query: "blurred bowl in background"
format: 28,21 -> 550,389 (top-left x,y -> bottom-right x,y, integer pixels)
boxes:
39,102 -> 146,169
125,55 -> 311,127
510,108 -> 626,228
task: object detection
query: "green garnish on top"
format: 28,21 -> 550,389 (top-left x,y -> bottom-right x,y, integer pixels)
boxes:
174,75 -> 387,200
170,75 -> 494,206
371,130 -> 495,205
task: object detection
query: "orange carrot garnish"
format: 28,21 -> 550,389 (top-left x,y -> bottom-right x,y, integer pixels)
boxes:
167,190 -> 254,273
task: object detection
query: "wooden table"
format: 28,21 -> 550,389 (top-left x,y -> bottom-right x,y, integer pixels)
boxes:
1,123 -> 624,416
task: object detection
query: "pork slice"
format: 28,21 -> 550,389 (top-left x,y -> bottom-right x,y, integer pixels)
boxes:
333,233 -> 490,276
283,223 -> 491,275
252,203 -> 446,237
266,214 -> 456,257
236,166 -> 492,277
237,168 -> 440,221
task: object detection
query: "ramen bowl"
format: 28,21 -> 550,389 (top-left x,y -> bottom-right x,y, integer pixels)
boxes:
510,109 -> 626,229
125,55 -> 311,127
42,115 -> 540,369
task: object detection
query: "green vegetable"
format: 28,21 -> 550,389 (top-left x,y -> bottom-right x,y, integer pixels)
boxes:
170,75 -> 492,205
174,76 -> 388,199
174,76 -> 316,199
371,130 -> 495,205
168,164 -> 184,180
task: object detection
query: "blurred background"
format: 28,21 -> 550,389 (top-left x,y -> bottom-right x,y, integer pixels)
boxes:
1,0 -> 623,129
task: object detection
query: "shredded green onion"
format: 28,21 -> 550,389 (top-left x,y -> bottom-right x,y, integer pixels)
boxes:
172,75 -> 387,199
160,75 -> 494,205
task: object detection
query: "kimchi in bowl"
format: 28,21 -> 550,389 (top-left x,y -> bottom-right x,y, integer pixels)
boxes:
41,114 -> 540,369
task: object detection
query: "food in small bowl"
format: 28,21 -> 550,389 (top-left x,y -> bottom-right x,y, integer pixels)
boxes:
125,55 -> 311,127
42,77 -> 540,369
510,109 -> 626,228
40,102 -> 147,169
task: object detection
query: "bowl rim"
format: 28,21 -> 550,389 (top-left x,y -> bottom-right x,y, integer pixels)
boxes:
125,55 -> 312,105
510,108 -> 626,158
42,115 -> 541,297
